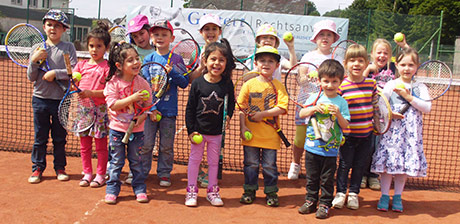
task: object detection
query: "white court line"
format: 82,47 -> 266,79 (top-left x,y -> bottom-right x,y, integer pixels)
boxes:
74,199 -> 104,224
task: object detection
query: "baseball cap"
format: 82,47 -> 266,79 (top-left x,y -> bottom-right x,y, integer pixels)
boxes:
198,14 -> 221,30
150,20 -> 173,34
256,24 -> 280,48
127,15 -> 149,34
42,9 -> 70,28
310,19 -> 340,43
255,46 -> 281,62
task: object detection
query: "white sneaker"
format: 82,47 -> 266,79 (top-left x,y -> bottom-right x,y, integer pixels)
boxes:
185,185 -> 198,207
159,177 -> 172,187
287,162 -> 300,180
207,185 -> 224,206
332,192 -> 346,209
347,192 -> 359,210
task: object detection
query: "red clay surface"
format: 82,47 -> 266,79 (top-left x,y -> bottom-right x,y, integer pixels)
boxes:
1,151 -> 460,224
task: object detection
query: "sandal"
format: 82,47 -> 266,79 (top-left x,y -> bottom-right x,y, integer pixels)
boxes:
90,179 -> 106,188
79,178 -> 90,187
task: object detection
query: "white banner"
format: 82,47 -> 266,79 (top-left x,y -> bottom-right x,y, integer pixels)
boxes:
126,6 -> 349,59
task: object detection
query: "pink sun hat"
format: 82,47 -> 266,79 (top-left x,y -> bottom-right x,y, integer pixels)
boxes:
198,14 -> 222,30
127,15 -> 149,34
310,19 -> 340,43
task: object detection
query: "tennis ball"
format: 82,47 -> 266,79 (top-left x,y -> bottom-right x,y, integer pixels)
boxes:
141,89 -> 150,101
282,32 -> 293,41
193,134 -> 203,144
394,32 -> 404,42
156,113 -> 162,121
322,104 -> 330,114
72,72 -> 82,82
244,131 -> 253,141
395,82 -> 405,89
308,71 -> 318,78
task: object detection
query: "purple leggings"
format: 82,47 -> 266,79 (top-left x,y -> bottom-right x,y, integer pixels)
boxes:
187,134 -> 222,190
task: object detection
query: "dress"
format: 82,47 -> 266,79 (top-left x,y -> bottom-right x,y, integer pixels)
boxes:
371,79 -> 429,177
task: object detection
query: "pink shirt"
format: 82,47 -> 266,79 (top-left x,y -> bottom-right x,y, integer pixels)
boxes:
103,75 -> 152,133
73,60 -> 109,105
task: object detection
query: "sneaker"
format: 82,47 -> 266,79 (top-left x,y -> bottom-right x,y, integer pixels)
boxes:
315,204 -> 329,219
347,192 -> 359,210
28,168 -> 43,184
392,195 -> 403,212
198,171 -> 209,188
56,170 -> 69,181
377,194 -> 390,212
125,171 -> 133,185
368,177 -> 381,190
104,194 -> 117,204
287,162 -> 300,180
332,192 -> 346,209
159,177 -> 171,187
298,200 -> 317,214
360,176 -> 368,188
240,189 -> 256,204
265,192 -> 279,207
207,185 -> 224,206
136,193 -> 149,203
185,185 -> 198,207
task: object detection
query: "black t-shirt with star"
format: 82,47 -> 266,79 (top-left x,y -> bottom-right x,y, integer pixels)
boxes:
185,75 -> 235,135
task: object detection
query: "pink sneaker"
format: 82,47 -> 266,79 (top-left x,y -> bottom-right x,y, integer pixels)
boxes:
207,185 -> 224,206
105,194 -> 117,204
136,193 -> 149,203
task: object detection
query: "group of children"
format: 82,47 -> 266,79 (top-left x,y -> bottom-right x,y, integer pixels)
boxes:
27,9 -> 430,219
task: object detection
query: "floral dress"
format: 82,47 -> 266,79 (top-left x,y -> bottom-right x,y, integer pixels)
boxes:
371,80 -> 429,177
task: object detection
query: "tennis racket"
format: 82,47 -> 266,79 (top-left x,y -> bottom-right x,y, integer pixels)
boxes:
109,25 -> 127,43
221,19 -> 256,70
58,53 -> 96,133
284,62 -> 322,140
173,27 -> 196,42
5,23 -> 67,91
332,39 -> 357,60
236,71 -> 291,147
399,60 -> 452,114
218,94 -> 228,180
167,38 -> 200,76
372,91 -> 392,135
122,62 -> 169,144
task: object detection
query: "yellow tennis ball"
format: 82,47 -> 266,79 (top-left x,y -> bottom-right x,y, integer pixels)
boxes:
141,90 -> 150,101
394,32 -> 404,42
308,71 -> 318,78
395,82 -> 405,89
244,131 -> 253,141
156,113 -> 162,121
282,32 -> 293,41
193,134 -> 203,144
72,72 -> 82,82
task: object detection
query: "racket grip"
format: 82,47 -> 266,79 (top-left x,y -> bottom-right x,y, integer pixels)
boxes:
311,117 -> 322,140
277,130 -> 291,147
122,121 -> 136,144
218,155 -> 223,180
399,103 -> 410,114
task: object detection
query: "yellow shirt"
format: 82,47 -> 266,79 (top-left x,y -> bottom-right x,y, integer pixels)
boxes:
237,77 -> 289,150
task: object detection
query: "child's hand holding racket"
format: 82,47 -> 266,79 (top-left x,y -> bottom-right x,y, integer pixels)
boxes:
31,47 -> 47,64
164,63 -> 173,74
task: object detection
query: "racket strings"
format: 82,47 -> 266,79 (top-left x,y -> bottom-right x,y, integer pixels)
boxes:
7,26 -> 44,65
416,62 -> 452,100
143,64 -> 169,98
373,95 -> 391,134
174,40 -> 199,67
110,27 -> 126,43
222,21 -> 256,60
59,94 -> 96,132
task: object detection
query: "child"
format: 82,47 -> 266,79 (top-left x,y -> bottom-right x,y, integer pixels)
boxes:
142,20 -> 189,187
125,14 -> 155,185
297,59 -> 350,219
237,46 -> 289,207
288,19 -> 341,180
189,13 -> 222,83
371,47 -> 431,212
103,43 -> 152,204
361,38 -> 410,190
332,44 -> 377,210
27,9 -> 77,184
73,21 -> 111,188
184,39 -> 236,207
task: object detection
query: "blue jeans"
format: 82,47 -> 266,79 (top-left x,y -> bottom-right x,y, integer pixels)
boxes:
336,135 -> 373,194
142,116 -> 176,178
31,96 -> 67,172
106,129 -> 148,196
243,146 -> 279,194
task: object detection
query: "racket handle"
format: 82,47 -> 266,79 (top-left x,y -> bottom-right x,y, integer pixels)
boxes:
399,103 -> 410,114
218,154 -> 223,180
277,129 -> 291,147
122,120 -> 136,144
311,117 -> 322,140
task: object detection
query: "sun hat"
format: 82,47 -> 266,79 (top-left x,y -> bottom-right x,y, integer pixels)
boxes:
127,15 -> 149,34
149,19 -> 173,34
42,9 -> 70,28
198,14 -> 222,30
255,46 -> 281,62
256,24 -> 280,48
310,19 -> 340,43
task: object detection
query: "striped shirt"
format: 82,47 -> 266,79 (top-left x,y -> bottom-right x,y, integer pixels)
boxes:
338,77 -> 376,137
